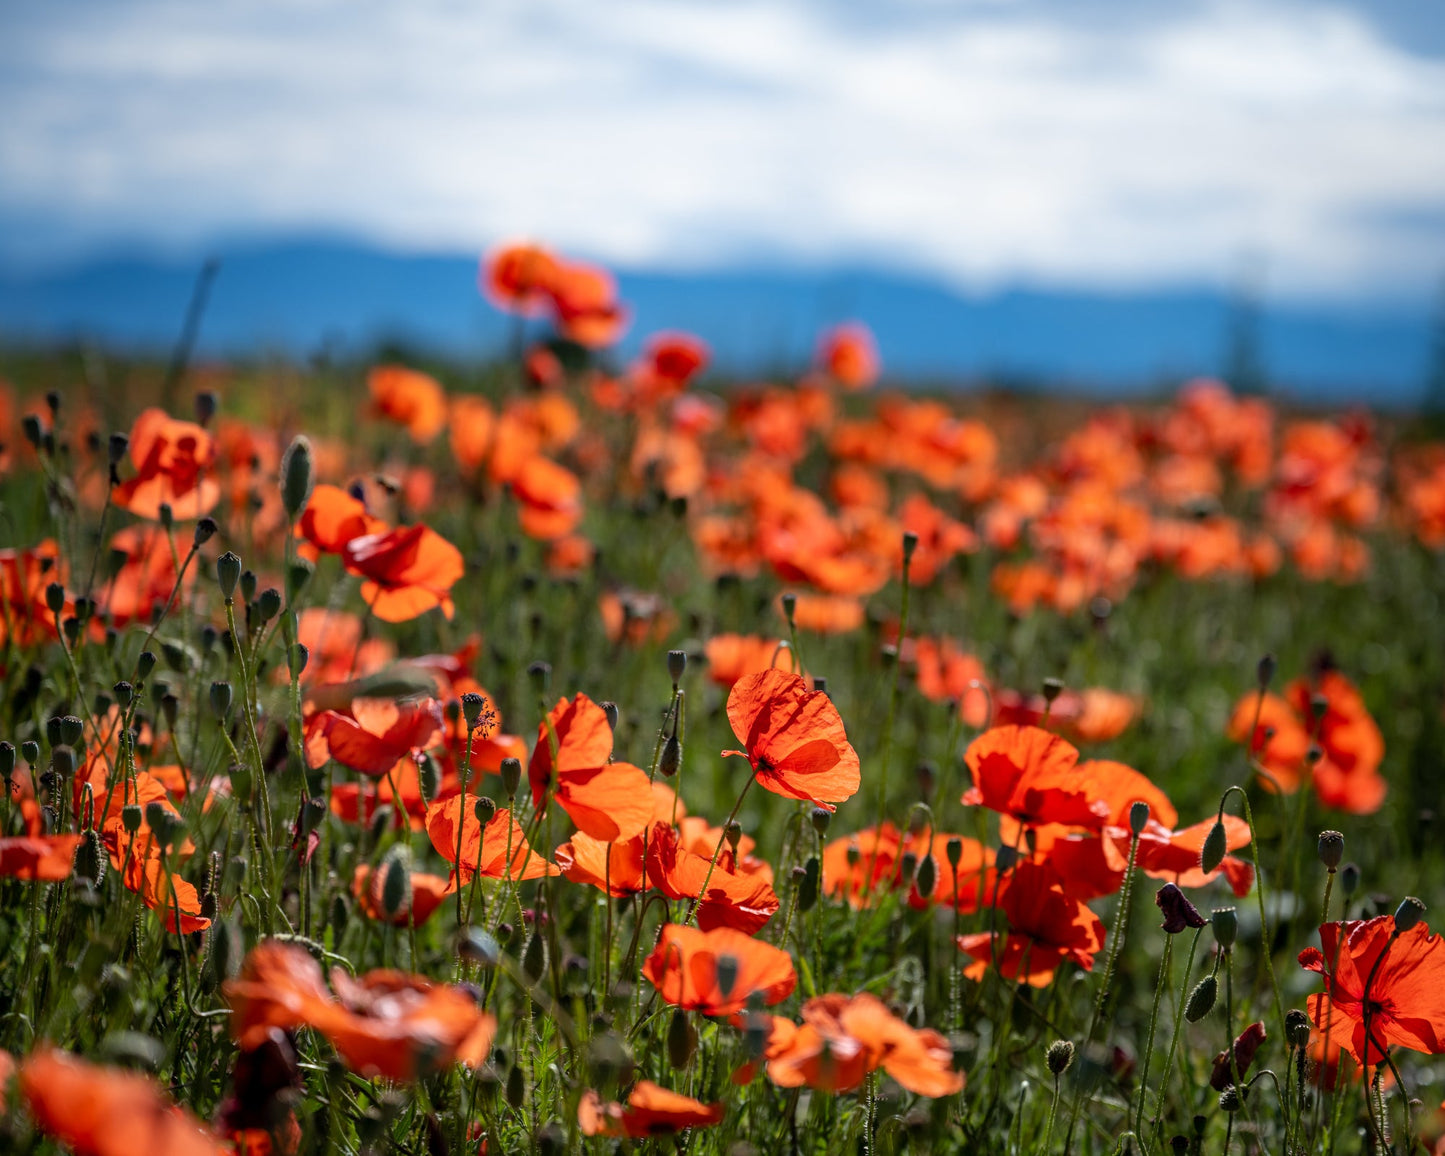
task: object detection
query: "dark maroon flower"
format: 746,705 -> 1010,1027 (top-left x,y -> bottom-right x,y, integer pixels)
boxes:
1156,882 -> 1206,934
1210,1021 -> 1267,1090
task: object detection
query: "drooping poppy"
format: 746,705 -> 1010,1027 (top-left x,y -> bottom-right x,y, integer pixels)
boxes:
765,992 -> 963,1097
723,668 -> 861,811
19,1047 -> 227,1156
643,924 -> 797,1017
958,860 -> 1106,987
1299,916 -> 1445,1065
528,694 -> 653,842
578,1081 -> 724,1138
962,725 -> 1110,829
425,796 -> 557,883
644,823 -> 780,934
342,523 -> 465,622
351,863 -> 451,926
1210,1021 -> 1268,1090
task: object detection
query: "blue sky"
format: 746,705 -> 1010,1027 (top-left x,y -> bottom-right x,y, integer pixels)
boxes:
2,0 -> 1444,303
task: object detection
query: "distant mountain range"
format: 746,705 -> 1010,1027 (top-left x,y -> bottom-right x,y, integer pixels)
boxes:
0,238 -> 1437,404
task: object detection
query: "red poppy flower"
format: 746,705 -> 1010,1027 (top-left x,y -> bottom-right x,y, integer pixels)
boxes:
510,455 -> 583,541
297,485 -> 388,558
116,851 -> 211,934
368,366 -> 448,444
644,823 -> 779,934
555,830 -> 648,896
1299,916 -> 1445,1065
19,1047 -> 227,1156
722,668 -> 861,811
425,796 -> 557,883
633,332 -> 710,398
528,694 -> 653,842
1226,691 -> 1312,792
0,834 -> 82,881
958,861 -> 1106,987
549,261 -> 629,348
315,697 -> 444,777
113,407 -> 219,521
482,242 -> 560,316
1122,815 -> 1255,896
765,992 -> 962,1097
962,726 -> 1110,829
817,323 -> 880,390
351,863 -> 451,926
342,524 -> 464,622
578,1081 -> 724,1138
643,924 -> 797,1016
0,539 -> 67,648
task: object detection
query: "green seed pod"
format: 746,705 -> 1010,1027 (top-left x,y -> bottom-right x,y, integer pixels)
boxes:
523,930 -> 547,983
216,552 -> 242,600
329,893 -> 350,941
280,435 -> 315,520
368,806 -> 394,843
1340,862 -> 1361,895
1219,1086 -> 1242,1113
945,836 -> 964,870
1185,974 -> 1218,1022
209,681 -> 233,717
1394,896 -> 1426,934
380,849 -> 411,919
1211,907 -> 1238,950
121,804 -> 144,835
474,796 -> 497,825
500,757 -> 522,799
1047,1039 -> 1075,1076
1129,800 -> 1150,836
1317,830 -> 1345,870
797,856 -> 820,914
240,569 -> 258,605
256,588 -> 282,623
901,530 -> 919,565
21,740 -> 41,767
289,643 -> 309,681
659,733 -> 681,778
285,558 -> 314,602
667,1007 -> 695,1069
417,753 -> 441,804
46,716 -> 64,747
45,581 -> 65,615
193,517 -> 218,547
666,649 -> 687,683
1042,676 -> 1065,703
136,650 -> 157,681
461,691 -> 488,730
811,807 -> 832,837
914,853 -> 937,899
1285,1009 -> 1311,1049
50,744 -> 76,779
1199,820 -> 1228,875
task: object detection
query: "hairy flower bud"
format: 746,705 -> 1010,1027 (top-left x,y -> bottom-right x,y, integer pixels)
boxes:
1199,819 -> 1228,875
280,435 -> 315,520
1185,975 -> 1218,1022
1046,1040 -> 1075,1076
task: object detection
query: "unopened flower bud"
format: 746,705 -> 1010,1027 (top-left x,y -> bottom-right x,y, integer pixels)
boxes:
523,930 -> 547,983
280,435 -> 315,520
505,1062 -> 525,1109
216,552 -> 242,600
45,582 -> 65,615
288,643 -> 309,681
797,857 -> 820,913
113,680 -> 134,709
914,854 -> 936,898
1185,974 -> 1218,1022
500,757 -> 522,799
1257,653 -> 1276,688
659,733 -> 681,778
136,650 -> 157,681
379,848 -> 411,919
945,836 -> 964,870
193,517 -> 217,547
1200,820 -> 1228,875
1394,896 -> 1426,934
474,796 -> 497,825
21,740 -> 40,767
256,587 -> 282,623
716,953 -> 740,1001
667,1007 -> 695,1069
725,821 -> 742,854
1340,862 -> 1361,895
121,804 -> 143,835
1047,1039 -> 1075,1076
108,432 -> 129,465
1317,830 -> 1344,870
240,568 -> 258,605
209,681 -> 232,717
901,530 -> 919,565
50,744 -> 75,779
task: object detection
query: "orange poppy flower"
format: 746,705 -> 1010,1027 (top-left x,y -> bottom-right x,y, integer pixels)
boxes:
314,697 -> 444,777
1121,815 -> 1254,896
297,484 -> 388,558
1227,690 -> 1313,792
817,323 -> 880,390
958,861 -> 1106,987
19,1047 -> 227,1156
554,829 -> 648,896
0,539 -> 67,648
643,924 -> 797,1016
644,823 -> 780,934
723,668 -> 861,811
482,242 -> 560,316
704,634 -> 797,688
449,394 -> 496,476
549,261 -> 629,348
0,834 -> 82,881
578,1081 -> 724,1138
1300,915 -> 1445,1065
367,365 -> 448,444
425,796 -> 557,883
115,850 -> 211,933
342,523 -> 464,622
113,407 -> 219,521
908,636 -> 991,728
962,725 -> 1110,829
634,332 -> 710,398
351,863 -> 451,926
765,992 -> 962,1097
1285,669 -> 1385,780
510,455 -> 583,541
528,694 -> 653,842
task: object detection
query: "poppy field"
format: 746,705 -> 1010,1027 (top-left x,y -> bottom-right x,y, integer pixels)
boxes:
2,242 -> 1445,1155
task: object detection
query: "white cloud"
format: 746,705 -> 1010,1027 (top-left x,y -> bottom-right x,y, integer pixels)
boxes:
1,0 -> 1443,297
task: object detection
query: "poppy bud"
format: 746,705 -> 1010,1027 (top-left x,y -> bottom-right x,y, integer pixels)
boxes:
1218,1087 -> 1242,1113
45,581 -> 65,616
380,848 -> 411,920
256,588 -> 282,623
368,806 -> 394,844
1155,883 -> 1206,934
527,661 -> 551,695
136,650 -> 157,681
239,569 -> 258,606
50,744 -> 75,779
900,851 -> 918,887
942,837 -> 963,871
21,740 -> 40,767
288,643 -> 309,681
21,413 -> 43,449
216,552 -> 242,600
474,796 -> 497,825
1184,975 -> 1217,1022
1285,1009 -> 1311,1049
797,857 -> 820,913
1129,800 -> 1150,836
459,928 -> 501,968
659,733 -> 682,778
1393,896 -> 1426,934
193,517 -> 218,548
108,432 -> 129,465
121,804 -> 144,834
329,894 -> 350,941
285,558 -> 313,602
995,843 -> 1020,871
779,592 -> 797,628
1211,907 -> 1237,949
46,715 -> 63,747
500,757 -> 522,799
417,752 -> 441,803
299,796 -> 326,838
73,829 -> 106,887
810,807 -> 831,836
195,390 -> 219,426
523,930 -> 547,983
725,821 -> 743,854
1046,1040 -> 1074,1076
667,649 -> 687,684
1042,676 -> 1064,704
716,953 -> 741,1001
1199,820 -> 1227,875
914,853 -> 936,898
600,701 -> 620,732
505,1063 -> 526,1109
1256,653 -> 1276,688
901,530 -> 919,565
667,1007 -> 695,1069
1340,862 -> 1361,895
461,691 -> 488,730
157,502 -> 174,533
210,680 -> 232,717
1317,830 -> 1344,870
280,435 -> 315,520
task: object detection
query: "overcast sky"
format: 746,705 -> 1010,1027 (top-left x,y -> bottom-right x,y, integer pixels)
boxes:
3,0 -> 1444,300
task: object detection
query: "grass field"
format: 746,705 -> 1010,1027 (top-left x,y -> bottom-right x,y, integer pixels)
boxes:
1,246 -> 1444,1154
